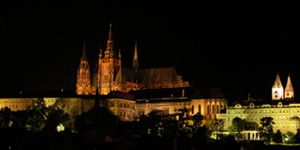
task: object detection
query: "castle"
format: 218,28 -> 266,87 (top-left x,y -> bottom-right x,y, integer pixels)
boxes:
76,24 -> 189,95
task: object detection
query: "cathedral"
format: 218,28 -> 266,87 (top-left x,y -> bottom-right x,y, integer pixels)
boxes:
76,24 -> 189,95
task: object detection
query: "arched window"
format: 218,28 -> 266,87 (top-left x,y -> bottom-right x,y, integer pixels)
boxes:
191,105 -> 194,114
207,105 -> 210,114
198,105 -> 201,114
212,104 -> 215,114
217,105 -> 220,113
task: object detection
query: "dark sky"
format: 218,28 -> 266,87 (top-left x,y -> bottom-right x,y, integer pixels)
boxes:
1,1 -> 300,102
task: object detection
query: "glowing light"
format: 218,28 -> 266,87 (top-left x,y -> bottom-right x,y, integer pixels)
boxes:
56,124 -> 65,132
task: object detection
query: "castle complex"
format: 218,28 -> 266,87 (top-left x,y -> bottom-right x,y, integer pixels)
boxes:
1,23 -> 298,139
76,24 -> 189,95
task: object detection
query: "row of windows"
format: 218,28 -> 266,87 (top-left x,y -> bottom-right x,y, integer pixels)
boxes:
228,109 -> 295,114
1,104 -> 28,109
119,103 -> 134,109
119,112 -> 131,117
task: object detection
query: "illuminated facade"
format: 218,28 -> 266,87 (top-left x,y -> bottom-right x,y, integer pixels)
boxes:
76,42 -> 93,95
218,74 -> 297,138
76,24 -> 189,95
272,74 -> 294,100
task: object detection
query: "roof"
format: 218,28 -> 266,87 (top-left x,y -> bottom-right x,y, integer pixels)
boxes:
136,67 -> 178,83
230,99 -> 297,106
129,87 -> 195,99
191,88 -> 225,99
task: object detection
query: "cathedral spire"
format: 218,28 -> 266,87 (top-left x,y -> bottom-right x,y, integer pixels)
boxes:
285,74 -> 294,99
105,23 -> 114,58
81,41 -> 87,60
133,40 -> 139,73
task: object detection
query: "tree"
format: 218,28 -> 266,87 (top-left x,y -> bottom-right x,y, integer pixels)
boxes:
139,110 -> 180,138
258,117 -> 274,144
228,117 -> 245,141
283,132 -> 296,144
26,98 -> 69,132
273,130 -> 282,144
74,107 -> 119,135
192,112 -> 204,129
0,107 -> 12,128
209,119 -> 224,140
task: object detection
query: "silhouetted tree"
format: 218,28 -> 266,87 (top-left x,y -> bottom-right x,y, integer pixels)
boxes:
11,110 -> 27,129
258,117 -> 274,144
273,130 -> 282,144
228,117 -> 245,141
295,129 -> 300,143
26,98 -> 69,132
283,132 -> 296,144
74,107 -> 119,135
209,119 -> 224,140
0,107 -> 12,128
192,112 -> 204,129
139,110 -> 181,138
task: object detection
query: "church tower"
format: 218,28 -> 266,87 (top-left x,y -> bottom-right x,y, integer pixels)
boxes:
272,74 -> 284,100
133,40 -> 139,73
76,42 -> 92,95
285,74 -> 294,99
98,24 -> 122,95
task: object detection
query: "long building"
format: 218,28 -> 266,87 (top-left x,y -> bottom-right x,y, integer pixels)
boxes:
218,74 -> 298,140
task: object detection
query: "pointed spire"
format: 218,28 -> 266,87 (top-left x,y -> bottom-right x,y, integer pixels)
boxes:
81,41 -> 87,60
105,23 -> 114,58
272,74 -> 283,88
133,40 -> 139,73
118,49 -> 122,58
285,74 -> 294,99
108,23 -> 113,41
286,74 -> 293,89
99,49 -> 103,59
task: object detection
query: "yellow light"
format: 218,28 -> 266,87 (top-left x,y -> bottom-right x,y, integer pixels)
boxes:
56,124 -> 65,132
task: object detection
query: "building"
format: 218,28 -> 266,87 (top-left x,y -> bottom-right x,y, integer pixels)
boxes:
0,23 -> 228,129
76,24 -> 189,95
218,74 -> 298,140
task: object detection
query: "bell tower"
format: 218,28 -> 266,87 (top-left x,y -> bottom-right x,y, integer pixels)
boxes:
285,74 -> 294,99
272,74 -> 284,100
98,24 -> 121,95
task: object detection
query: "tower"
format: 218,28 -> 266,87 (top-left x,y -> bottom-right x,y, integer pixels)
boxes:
76,42 -> 92,95
133,40 -> 139,73
272,74 -> 284,100
98,24 -> 122,95
285,74 -> 294,99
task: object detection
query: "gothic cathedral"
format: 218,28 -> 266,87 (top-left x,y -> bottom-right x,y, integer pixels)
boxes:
76,24 -> 189,95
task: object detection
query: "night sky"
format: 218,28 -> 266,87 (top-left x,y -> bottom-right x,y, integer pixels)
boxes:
1,1 -> 300,102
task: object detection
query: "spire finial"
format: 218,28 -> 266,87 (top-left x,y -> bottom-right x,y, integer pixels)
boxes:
108,23 -> 113,41
118,49 -> 122,58
82,41 -> 87,60
133,40 -> 139,73
105,23 -> 114,57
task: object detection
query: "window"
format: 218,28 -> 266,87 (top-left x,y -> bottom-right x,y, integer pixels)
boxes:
192,105 -> 194,114
207,105 -> 210,114
198,105 -> 201,114
120,103 -> 122,107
